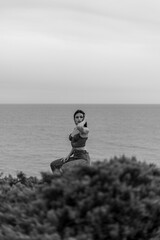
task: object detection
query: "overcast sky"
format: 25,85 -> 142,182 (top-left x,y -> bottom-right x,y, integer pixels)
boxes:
0,0 -> 160,104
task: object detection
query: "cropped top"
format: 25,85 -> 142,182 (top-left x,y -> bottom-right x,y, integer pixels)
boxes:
69,133 -> 88,148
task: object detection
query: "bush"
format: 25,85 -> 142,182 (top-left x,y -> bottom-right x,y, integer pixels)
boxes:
0,156 -> 160,239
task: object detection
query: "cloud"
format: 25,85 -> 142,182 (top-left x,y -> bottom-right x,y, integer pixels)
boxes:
1,0 -> 160,43
0,0 -> 160,103
1,0 -> 160,22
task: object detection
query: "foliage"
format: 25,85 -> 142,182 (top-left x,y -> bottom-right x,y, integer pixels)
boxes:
0,156 -> 160,239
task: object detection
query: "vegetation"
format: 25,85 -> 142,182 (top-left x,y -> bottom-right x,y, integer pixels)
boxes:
1,156 -> 160,239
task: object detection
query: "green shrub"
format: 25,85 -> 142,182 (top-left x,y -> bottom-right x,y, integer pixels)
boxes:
0,156 -> 160,239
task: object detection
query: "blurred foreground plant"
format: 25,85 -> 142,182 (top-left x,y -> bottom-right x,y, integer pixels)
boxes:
0,156 -> 160,239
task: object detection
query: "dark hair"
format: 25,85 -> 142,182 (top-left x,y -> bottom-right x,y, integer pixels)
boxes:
73,109 -> 87,127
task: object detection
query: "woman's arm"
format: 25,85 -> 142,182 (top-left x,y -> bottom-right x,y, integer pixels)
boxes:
76,118 -> 89,134
62,148 -> 74,163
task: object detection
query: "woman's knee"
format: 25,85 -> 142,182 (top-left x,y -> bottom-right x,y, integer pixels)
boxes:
50,158 -> 63,172
50,161 -> 55,172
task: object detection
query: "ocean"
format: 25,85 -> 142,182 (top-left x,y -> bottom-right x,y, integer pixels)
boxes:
0,104 -> 160,177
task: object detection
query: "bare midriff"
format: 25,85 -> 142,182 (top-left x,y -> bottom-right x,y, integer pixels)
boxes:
73,147 -> 86,151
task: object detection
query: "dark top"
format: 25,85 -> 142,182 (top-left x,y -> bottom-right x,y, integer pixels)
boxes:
69,133 -> 88,148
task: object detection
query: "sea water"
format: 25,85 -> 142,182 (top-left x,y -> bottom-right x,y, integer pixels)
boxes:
0,104 -> 160,177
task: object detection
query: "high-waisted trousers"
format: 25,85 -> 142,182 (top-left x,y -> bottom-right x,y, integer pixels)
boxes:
50,149 -> 90,172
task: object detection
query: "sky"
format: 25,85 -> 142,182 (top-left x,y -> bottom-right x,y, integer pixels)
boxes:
0,0 -> 160,104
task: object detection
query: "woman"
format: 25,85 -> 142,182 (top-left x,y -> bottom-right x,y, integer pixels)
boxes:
50,109 -> 90,173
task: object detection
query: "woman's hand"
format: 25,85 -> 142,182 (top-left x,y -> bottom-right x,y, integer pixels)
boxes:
62,148 -> 73,163
77,116 -> 89,134
62,157 -> 69,163
77,116 -> 87,128
82,116 -> 87,126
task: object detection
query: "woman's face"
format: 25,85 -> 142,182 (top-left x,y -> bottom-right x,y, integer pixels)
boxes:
74,113 -> 84,125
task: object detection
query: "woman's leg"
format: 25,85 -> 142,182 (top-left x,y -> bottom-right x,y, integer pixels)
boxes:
50,151 -> 91,173
61,158 -> 89,171
50,158 -> 64,173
